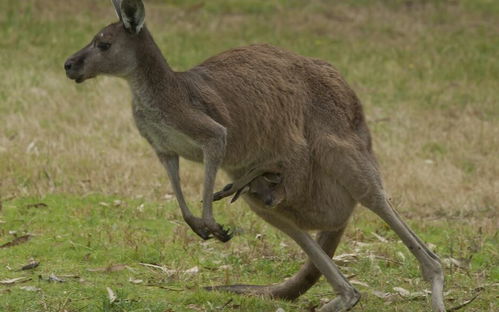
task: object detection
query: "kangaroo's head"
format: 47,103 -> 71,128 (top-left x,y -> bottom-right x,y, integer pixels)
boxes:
248,173 -> 284,207
230,172 -> 284,208
64,0 -> 146,83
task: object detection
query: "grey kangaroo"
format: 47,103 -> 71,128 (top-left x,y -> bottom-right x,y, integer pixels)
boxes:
64,1 -> 446,311
214,171 -> 284,207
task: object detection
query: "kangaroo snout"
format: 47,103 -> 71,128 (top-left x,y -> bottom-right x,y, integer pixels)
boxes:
64,59 -> 74,71
64,57 -> 85,83
264,197 -> 274,206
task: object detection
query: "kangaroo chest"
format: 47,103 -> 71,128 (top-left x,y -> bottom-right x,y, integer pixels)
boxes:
132,100 -> 203,162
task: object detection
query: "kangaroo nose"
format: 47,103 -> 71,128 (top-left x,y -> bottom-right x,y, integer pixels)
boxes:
264,197 -> 273,206
64,60 -> 73,71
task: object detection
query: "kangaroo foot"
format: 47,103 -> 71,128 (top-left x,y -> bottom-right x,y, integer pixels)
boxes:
204,219 -> 233,242
317,289 -> 361,312
185,216 -> 233,242
185,216 -> 212,240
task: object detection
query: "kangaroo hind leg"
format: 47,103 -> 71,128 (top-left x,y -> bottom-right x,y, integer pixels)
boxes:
205,227 -> 347,300
321,140 -> 446,312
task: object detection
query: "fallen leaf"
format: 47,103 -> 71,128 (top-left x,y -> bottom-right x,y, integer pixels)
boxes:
146,284 -> 183,291
19,286 -> 40,292
0,235 -> 31,248
25,203 -> 48,209
372,232 -> 388,243
106,287 -> 117,303
139,263 -> 169,273
139,263 -> 199,276
58,274 -> 80,279
26,141 -> 37,154
86,267 -> 106,272
20,260 -> 40,271
48,274 -> 65,283
0,277 -> 31,285
350,280 -> 369,287
333,253 -> 358,266
372,290 -> 392,299
408,290 -> 430,300
352,241 -> 371,248
128,277 -> 143,284
443,257 -> 468,270
393,287 -> 410,297
279,242 -> 288,248
184,266 -> 199,274
186,304 -> 203,311
371,255 -> 402,265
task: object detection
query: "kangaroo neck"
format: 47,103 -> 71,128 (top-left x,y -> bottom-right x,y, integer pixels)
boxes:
126,27 -> 187,108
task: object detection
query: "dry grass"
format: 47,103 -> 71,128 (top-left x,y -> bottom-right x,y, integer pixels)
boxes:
1,0 -> 497,218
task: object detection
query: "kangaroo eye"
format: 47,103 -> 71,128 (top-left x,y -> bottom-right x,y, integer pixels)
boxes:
97,42 -> 111,51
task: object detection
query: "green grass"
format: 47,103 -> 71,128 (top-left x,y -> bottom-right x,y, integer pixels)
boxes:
1,0 -> 498,311
1,195 -> 497,311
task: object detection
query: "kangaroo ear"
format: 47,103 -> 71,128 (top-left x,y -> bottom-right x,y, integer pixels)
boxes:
120,0 -> 145,34
111,0 -> 123,21
263,173 -> 282,184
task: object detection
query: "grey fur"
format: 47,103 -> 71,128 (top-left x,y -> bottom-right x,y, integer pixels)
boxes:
111,0 -> 123,21
111,0 -> 145,33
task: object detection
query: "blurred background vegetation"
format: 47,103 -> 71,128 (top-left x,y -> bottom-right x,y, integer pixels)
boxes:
0,0 -> 497,311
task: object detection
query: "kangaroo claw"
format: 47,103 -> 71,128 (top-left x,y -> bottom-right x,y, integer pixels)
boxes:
207,222 -> 233,242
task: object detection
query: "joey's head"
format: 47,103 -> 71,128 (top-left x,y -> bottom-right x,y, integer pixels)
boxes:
250,173 -> 284,207
237,173 -> 284,208
64,0 -> 146,83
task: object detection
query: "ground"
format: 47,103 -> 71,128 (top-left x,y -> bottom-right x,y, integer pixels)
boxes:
0,0 -> 498,311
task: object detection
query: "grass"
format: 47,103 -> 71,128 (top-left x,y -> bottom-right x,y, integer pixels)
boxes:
1,195 -> 496,311
0,0 -> 498,311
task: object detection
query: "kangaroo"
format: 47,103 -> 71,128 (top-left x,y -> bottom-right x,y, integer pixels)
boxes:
214,170 -> 284,207
64,1 -> 446,311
